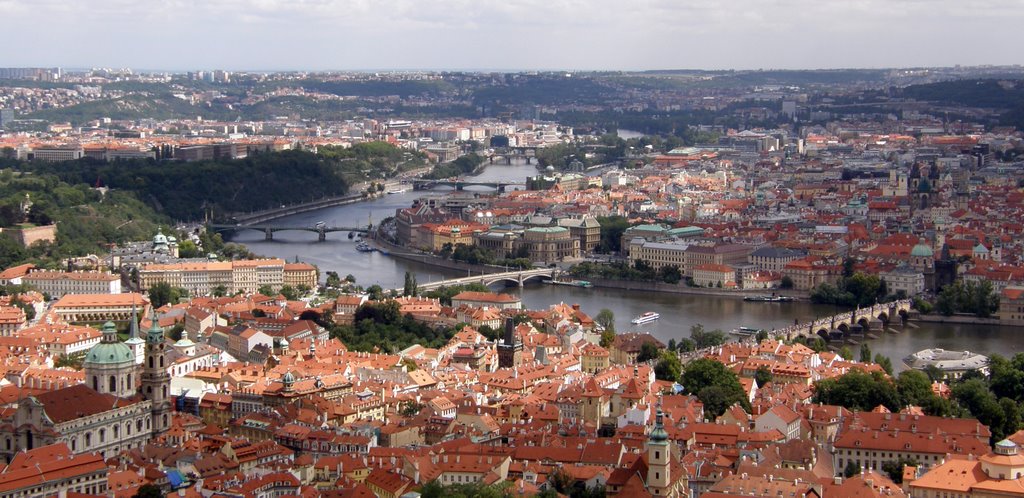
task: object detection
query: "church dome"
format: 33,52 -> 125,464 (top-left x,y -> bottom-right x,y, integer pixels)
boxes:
153,229 -> 168,246
84,322 -> 133,366
911,239 -> 933,258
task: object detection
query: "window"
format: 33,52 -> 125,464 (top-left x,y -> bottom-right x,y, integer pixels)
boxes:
109,376 -> 117,392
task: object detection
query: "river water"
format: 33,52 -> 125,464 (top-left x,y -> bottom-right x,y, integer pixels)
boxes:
226,160 -> 1024,370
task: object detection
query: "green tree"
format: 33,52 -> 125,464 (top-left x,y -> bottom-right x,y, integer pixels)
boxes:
600,329 -> 616,348
681,358 -> 750,419
325,271 -> 342,288
813,370 -> 901,412
258,284 -> 276,296
860,343 -> 872,363
133,484 -> 163,498
654,351 -> 682,382
882,457 -> 919,484
148,282 -> 186,308
403,271 -> 415,296
754,366 -> 773,387
595,308 -> 615,333
844,461 -> 861,478
366,284 -> 384,301
874,354 -> 894,375
177,239 -> 200,258
279,285 -> 299,301
211,284 -> 227,297
636,342 -> 659,363
690,324 -> 727,349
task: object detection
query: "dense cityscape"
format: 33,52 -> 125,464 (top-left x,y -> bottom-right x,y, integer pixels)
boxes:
2,18 -> 1024,498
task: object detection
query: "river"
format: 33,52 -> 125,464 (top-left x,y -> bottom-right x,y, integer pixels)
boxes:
225,160 -> 1024,370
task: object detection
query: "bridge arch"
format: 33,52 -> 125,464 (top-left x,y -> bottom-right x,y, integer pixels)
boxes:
857,317 -> 871,331
836,322 -> 851,335
816,329 -> 830,342
876,311 -> 889,323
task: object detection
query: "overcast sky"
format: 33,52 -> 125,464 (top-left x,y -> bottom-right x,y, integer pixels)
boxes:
2,0 -> 1022,71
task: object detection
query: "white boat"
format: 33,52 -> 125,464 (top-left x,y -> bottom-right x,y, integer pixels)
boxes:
731,326 -> 763,336
386,188 -> 407,195
631,312 -> 660,325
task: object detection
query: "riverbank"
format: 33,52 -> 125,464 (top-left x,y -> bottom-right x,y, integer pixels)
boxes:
374,236 -> 513,277
585,277 -> 810,300
911,313 -> 1006,326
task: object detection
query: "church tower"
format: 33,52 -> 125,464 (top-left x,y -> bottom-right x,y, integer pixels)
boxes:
497,318 -> 523,369
141,310 -> 172,436
646,403 -> 672,496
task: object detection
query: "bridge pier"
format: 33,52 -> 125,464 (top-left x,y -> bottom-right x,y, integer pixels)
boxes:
318,229 -> 326,242
265,228 -> 274,241
456,183 -> 464,191
525,157 -> 532,165
497,184 -> 506,193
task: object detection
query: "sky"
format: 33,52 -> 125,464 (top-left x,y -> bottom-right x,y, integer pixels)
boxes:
2,0 -> 1022,71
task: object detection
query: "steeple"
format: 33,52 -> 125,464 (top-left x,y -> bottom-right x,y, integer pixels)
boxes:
646,396 -> 672,495
141,306 -> 172,436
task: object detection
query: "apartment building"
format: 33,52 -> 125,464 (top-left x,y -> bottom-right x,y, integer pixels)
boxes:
139,259 -> 287,296
22,270 -> 121,298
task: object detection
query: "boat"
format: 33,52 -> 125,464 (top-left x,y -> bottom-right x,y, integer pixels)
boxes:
546,279 -> 593,288
355,242 -> 376,253
386,188 -> 407,195
630,312 -> 660,325
749,293 -> 794,301
314,221 -> 327,229
730,326 -> 764,336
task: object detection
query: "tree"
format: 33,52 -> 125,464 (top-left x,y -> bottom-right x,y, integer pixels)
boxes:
681,358 -> 750,419
148,282 -> 186,308
279,285 -> 299,301
366,284 -> 384,301
690,324 -> 727,349
860,343 -> 872,363
595,308 -> 615,333
874,354 -> 894,375
133,484 -> 163,498
211,284 -> 227,297
813,370 -> 901,412
399,401 -> 424,417
754,366 -> 773,387
755,330 -> 769,343
882,457 -> 919,484
780,276 -> 794,289
654,351 -> 682,382
403,271 -> 415,296
258,284 -> 276,296
844,461 -> 861,478
600,329 -> 616,348
636,342 -> 659,363
325,271 -> 342,288
177,239 -> 200,258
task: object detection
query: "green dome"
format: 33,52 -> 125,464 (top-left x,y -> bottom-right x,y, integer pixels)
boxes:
84,341 -> 134,365
911,242 -> 933,258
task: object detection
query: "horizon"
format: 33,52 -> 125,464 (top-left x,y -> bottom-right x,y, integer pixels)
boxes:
4,0 -> 1023,71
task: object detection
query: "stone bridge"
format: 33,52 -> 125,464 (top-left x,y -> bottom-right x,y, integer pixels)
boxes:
773,299 -> 915,342
208,224 -> 370,242
402,268 -> 559,294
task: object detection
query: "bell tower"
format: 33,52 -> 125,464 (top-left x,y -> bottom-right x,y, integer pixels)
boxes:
646,401 -> 672,495
141,310 -> 172,436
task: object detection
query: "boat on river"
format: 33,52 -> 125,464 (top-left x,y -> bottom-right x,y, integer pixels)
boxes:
730,326 -> 764,337
356,241 -> 376,253
631,312 -> 660,325
546,279 -> 593,288
744,294 -> 795,302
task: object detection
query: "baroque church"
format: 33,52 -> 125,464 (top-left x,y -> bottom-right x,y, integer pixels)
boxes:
0,309 -> 171,463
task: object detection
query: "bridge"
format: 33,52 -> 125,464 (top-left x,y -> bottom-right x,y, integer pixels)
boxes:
208,224 -> 371,242
403,268 -> 559,293
411,179 -> 525,192
771,299 -> 914,342
489,146 -> 541,165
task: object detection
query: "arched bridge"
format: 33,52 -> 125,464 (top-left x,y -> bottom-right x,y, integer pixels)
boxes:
208,224 -> 371,242
406,268 -> 559,293
772,299 -> 915,342
411,179 -> 525,192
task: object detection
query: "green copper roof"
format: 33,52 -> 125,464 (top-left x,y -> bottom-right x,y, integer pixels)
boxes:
84,341 -> 133,366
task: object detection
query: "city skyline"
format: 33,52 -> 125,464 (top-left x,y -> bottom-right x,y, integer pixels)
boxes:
3,0 -> 1022,71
